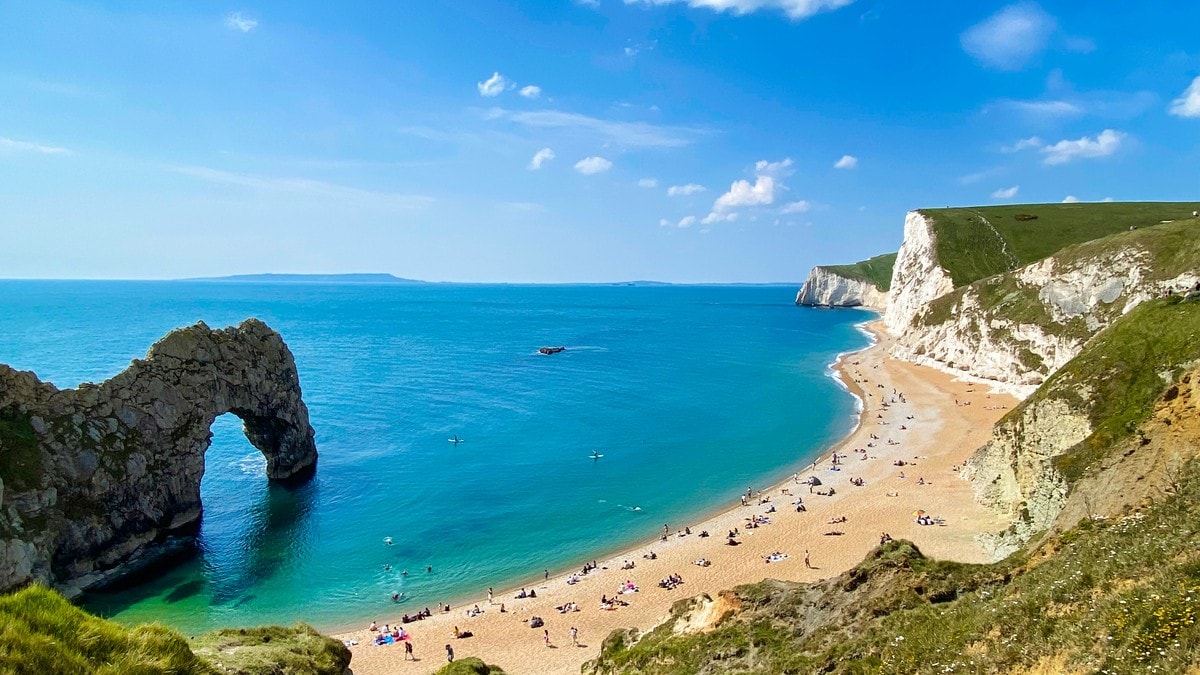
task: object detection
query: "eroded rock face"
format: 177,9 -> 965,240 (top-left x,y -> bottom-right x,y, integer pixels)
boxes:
0,319 -> 317,596
795,267 -> 887,309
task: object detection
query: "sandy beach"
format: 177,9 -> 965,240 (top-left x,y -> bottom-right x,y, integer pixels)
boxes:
336,320 -> 1017,674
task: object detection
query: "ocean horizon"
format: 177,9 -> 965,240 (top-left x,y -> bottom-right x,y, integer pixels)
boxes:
0,280 -> 872,633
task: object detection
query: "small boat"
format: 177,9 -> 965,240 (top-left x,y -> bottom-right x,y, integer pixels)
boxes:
539,346 -> 566,355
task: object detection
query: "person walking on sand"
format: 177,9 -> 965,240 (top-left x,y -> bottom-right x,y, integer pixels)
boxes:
804,549 -> 812,569
571,626 -> 579,646
445,644 -> 454,663
544,569 -> 549,581
488,587 -> 494,605
404,640 -> 414,660
544,628 -> 551,647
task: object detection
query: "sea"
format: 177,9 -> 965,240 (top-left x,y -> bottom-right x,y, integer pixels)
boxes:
0,280 -> 873,634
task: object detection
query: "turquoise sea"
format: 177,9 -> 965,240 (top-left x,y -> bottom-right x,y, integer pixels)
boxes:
0,281 -> 871,633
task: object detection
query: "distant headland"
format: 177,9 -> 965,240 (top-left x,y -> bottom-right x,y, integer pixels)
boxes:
185,273 -> 425,284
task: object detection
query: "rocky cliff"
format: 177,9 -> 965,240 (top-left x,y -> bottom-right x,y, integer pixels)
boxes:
0,319 -> 317,596
795,267 -> 888,308
884,212 -> 1200,397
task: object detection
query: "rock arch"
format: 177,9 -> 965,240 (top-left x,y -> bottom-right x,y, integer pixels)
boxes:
0,319 -> 317,596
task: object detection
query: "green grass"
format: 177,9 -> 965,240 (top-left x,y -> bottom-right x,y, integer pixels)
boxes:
919,202 -> 1200,287
822,252 -> 898,292
189,625 -> 351,675
1042,296 -> 1200,482
0,585 -> 212,674
0,586 -> 350,675
0,406 -> 44,493
435,657 -> 508,674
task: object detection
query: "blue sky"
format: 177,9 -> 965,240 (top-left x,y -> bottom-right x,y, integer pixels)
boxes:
2,0 -> 1198,282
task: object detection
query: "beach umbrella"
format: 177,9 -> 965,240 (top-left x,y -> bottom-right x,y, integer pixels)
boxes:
913,509 -> 925,517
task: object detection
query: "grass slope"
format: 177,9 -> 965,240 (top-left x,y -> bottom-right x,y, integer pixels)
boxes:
821,252 -> 898,292
0,586 -> 350,675
919,202 -> 1200,287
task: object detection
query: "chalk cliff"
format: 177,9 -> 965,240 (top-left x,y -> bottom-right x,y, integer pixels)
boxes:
0,319 -> 317,596
795,267 -> 887,308
883,214 -> 1199,397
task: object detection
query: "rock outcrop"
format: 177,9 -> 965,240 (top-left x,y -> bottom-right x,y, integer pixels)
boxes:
0,319 -> 317,596
795,267 -> 887,309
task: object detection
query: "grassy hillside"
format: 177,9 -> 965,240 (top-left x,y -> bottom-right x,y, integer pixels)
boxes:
919,202 -> 1200,287
821,252 -> 897,292
0,586 -> 350,675
588,294 -> 1200,674
1037,295 -> 1200,482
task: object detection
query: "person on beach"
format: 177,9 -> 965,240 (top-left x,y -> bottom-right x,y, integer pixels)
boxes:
445,644 -> 454,663
571,626 -> 579,646
544,629 -> 551,647
404,640 -> 414,660
488,587 -> 494,604
804,549 -> 812,569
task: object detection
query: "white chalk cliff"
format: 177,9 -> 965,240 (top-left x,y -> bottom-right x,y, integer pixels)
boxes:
795,267 -> 887,309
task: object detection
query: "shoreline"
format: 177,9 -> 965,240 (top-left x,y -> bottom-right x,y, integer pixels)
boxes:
317,313 -> 879,637
336,320 -> 1018,674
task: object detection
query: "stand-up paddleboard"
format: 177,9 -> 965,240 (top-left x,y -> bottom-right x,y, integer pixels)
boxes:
448,435 -> 464,445
590,452 -> 604,459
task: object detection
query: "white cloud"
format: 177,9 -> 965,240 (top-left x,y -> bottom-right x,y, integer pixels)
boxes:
574,156 -> 613,174
754,157 -> 794,176
677,215 -> 697,228
780,200 -> 811,214
225,12 -> 258,32
174,166 -> 432,206
1102,196 -> 1114,202
991,185 -> 1020,199
658,218 -> 672,227
519,85 -> 542,99
701,211 -> 738,225
833,154 -> 858,169
713,175 -> 775,212
960,3 -> 1056,71
1001,136 -> 1043,153
638,178 -> 658,188
477,72 -> 512,97
498,109 -> 699,148
1168,76 -> 1200,118
1062,195 -> 1080,203
1004,99 -> 1082,117
528,148 -> 555,170
667,183 -> 706,196
504,201 -> 545,211
625,0 -> 855,20
0,136 -> 69,155
1040,129 -> 1124,165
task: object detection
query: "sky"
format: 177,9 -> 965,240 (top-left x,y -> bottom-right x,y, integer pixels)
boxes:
2,0 -> 1198,283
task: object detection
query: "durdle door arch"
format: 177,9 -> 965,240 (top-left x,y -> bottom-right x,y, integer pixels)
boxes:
0,319 -> 318,597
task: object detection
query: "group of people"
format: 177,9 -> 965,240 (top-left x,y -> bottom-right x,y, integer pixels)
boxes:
658,572 -> 684,590
399,607 -> 433,624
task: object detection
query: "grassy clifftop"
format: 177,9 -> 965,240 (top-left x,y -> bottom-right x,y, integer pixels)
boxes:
0,586 -> 350,674
919,202 -> 1200,287
821,252 -> 898,292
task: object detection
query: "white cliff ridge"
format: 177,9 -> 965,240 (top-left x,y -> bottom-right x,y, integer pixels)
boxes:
795,267 -> 887,309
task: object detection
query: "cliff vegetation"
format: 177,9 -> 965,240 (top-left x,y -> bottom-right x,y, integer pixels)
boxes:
822,252 -> 897,292
918,202 -> 1200,287
0,585 -> 350,674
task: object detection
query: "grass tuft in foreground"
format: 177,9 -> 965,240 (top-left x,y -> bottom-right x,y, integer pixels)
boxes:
0,585 -> 351,675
